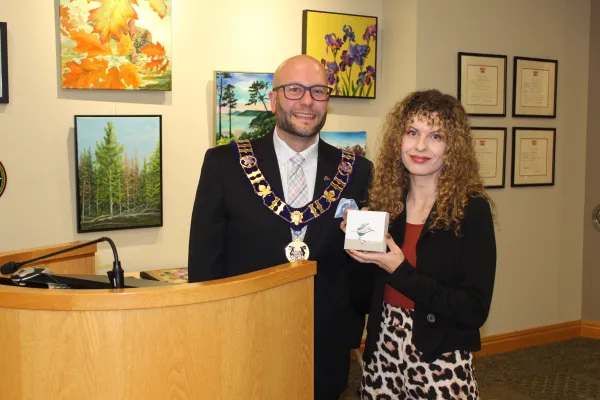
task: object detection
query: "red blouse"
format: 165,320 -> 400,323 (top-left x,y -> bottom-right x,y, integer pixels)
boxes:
383,223 -> 424,309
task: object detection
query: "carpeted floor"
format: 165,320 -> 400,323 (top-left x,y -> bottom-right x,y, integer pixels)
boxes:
341,338 -> 600,399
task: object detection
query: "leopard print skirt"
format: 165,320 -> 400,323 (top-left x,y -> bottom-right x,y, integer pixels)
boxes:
360,303 -> 479,399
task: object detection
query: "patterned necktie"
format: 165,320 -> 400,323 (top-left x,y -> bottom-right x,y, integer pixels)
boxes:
287,153 -> 308,241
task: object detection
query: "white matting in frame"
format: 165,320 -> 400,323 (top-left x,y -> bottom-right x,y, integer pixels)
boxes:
512,56 -> 557,118
471,127 -> 506,188
511,127 -> 556,187
458,52 -> 507,116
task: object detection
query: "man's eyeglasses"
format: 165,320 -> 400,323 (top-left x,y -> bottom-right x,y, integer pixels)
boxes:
272,84 -> 333,101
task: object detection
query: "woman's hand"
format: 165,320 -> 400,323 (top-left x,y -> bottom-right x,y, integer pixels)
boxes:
340,206 -> 368,233
346,234 -> 405,274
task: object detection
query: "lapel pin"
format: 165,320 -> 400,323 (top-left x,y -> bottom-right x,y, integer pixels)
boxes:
324,176 -> 331,181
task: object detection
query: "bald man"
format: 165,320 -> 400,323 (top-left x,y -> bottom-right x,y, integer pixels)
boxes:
188,55 -> 373,399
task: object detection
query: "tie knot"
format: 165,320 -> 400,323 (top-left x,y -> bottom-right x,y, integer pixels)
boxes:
290,153 -> 305,166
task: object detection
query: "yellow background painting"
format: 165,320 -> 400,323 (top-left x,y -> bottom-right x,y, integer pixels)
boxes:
303,11 -> 377,99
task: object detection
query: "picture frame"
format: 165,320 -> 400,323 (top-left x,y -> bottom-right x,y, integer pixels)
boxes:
457,52 -> 506,116
74,115 -> 163,233
302,10 -> 377,99
512,56 -> 558,118
320,131 -> 367,157
511,127 -> 556,187
470,127 -> 507,188
213,71 -> 275,147
59,0 -> 172,90
0,22 -> 8,104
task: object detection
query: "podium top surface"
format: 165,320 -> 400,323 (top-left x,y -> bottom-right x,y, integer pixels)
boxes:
0,261 -> 316,311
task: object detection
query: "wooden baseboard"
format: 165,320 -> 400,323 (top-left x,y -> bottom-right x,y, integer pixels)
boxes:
581,320 -> 600,339
474,320 -> 581,357
353,319 -> 599,358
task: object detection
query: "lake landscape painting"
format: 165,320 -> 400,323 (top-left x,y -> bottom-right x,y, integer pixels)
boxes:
214,71 -> 275,146
321,131 -> 367,157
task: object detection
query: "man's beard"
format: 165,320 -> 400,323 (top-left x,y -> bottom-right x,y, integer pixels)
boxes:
275,102 -> 327,138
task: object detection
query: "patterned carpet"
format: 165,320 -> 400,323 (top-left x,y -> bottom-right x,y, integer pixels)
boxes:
341,338 -> 600,399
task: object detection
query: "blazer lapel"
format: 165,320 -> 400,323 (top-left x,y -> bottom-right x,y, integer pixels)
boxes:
303,140 -> 339,249
253,131 -> 284,199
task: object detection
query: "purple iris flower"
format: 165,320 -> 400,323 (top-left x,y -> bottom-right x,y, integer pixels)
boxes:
349,44 -> 370,67
342,25 -> 355,42
363,25 -> 377,41
357,66 -> 376,86
321,60 -> 340,85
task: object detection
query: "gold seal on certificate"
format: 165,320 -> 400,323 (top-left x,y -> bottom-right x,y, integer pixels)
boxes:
285,240 -> 310,262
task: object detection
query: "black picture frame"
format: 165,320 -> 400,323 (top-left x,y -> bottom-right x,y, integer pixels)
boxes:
0,22 -> 9,104
74,115 -> 163,233
511,127 -> 556,187
470,127 -> 507,188
458,52 -> 507,116
512,56 -> 558,118
302,9 -> 378,99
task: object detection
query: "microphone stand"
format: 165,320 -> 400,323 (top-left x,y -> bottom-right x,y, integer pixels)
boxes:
0,237 -> 125,289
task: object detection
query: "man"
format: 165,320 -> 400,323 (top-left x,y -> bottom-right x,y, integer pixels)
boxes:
188,55 -> 372,400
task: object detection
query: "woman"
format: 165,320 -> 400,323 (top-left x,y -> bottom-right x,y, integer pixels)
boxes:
344,89 -> 496,399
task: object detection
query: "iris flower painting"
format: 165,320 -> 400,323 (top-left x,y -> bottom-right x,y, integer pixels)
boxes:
302,10 -> 377,99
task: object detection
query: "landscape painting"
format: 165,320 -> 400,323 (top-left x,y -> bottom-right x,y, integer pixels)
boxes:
214,71 -> 275,146
75,115 -> 162,233
302,10 -> 377,99
321,131 -> 367,157
60,0 -> 172,90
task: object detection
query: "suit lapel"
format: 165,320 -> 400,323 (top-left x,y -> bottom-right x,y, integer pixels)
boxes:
303,140 -> 339,250
253,132 -> 284,199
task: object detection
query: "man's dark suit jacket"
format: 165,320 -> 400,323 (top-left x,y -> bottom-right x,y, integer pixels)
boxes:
188,132 -> 372,400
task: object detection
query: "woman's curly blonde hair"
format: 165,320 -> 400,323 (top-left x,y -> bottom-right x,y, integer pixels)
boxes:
369,89 -> 495,234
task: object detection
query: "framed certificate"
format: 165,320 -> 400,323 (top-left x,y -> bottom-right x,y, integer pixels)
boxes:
512,57 -> 558,118
470,127 -> 506,188
458,52 -> 507,116
511,127 -> 556,187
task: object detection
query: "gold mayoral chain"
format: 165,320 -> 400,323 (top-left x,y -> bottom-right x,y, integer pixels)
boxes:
235,139 -> 356,246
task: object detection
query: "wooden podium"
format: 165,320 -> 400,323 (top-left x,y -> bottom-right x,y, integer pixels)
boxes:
0,260 -> 316,400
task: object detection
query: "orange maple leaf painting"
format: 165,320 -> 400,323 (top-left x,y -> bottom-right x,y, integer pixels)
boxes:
70,30 -> 112,57
100,66 -> 127,90
63,59 -> 109,89
61,0 -> 171,90
88,0 -> 139,44
117,34 -> 133,56
119,63 -> 143,88
148,0 -> 168,19
60,6 -> 76,36
140,42 -> 166,58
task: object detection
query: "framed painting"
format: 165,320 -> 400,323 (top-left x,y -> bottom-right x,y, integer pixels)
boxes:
320,131 -> 367,157
302,10 -> 377,99
511,127 -> 556,187
458,52 -> 507,116
74,115 -> 163,233
213,71 -> 275,146
0,22 -> 8,103
470,127 -> 506,188
59,0 -> 172,90
512,56 -> 557,118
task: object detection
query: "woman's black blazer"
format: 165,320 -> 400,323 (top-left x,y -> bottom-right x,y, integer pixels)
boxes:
362,196 -> 497,363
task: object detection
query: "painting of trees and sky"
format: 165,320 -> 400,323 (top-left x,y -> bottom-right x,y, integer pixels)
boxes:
214,71 -> 275,146
75,116 -> 162,232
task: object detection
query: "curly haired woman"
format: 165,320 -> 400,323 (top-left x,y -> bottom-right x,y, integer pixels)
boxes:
343,89 -> 496,399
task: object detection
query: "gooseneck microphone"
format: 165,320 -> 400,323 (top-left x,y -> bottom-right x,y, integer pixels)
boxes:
0,237 -> 125,289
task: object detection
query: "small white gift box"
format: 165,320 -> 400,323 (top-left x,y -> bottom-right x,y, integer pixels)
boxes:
344,210 -> 390,253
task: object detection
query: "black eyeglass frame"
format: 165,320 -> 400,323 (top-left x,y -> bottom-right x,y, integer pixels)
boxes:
272,84 -> 333,101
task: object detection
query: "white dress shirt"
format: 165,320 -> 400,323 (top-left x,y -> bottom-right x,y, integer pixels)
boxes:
273,128 -> 319,205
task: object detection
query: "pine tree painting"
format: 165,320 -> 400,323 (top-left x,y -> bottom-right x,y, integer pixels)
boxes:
75,115 -> 162,232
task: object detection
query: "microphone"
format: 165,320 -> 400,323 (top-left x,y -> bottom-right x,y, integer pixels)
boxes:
0,237 -> 125,289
